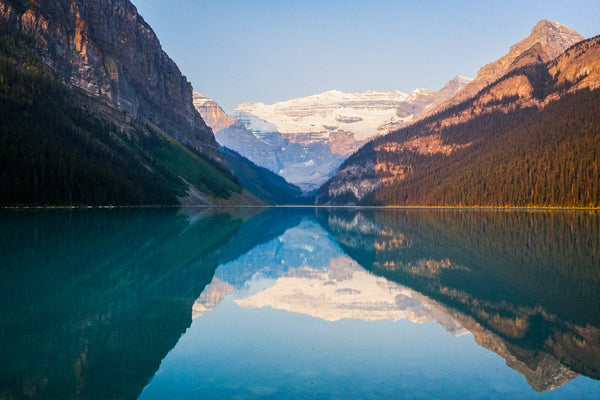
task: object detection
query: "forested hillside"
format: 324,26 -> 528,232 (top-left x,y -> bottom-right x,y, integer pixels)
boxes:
317,35 -> 600,208
0,33 -> 242,206
367,89 -> 600,207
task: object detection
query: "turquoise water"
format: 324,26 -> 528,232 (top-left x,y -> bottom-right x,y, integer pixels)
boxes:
1,208 -> 599,399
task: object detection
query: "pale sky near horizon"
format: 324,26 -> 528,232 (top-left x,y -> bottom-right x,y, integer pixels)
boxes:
133,0 -> 600,111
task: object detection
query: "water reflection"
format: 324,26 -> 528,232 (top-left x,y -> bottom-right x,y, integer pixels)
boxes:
319,209 -> 600,391
140,209 -> 600,399
195,219 -> 467,334
0,208 -> 297,400
1,208 -> 599,399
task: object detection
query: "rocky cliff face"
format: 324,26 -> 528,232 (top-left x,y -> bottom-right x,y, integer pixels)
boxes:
548,34 -> 600,93
0,0 -> 221,160
427,20 -> 583,117
193,91 -> 236,133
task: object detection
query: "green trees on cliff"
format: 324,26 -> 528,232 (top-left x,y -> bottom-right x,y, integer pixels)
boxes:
366,89 -> 600,207
0,34 -> 241,206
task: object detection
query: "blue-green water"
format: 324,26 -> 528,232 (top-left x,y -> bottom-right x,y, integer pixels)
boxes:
1,208 -> 599,399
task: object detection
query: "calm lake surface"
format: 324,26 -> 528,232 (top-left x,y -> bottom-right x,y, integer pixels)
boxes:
1,207 -> 599,399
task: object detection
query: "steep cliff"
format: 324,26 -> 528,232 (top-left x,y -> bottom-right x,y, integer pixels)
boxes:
0,0 -> 221,159
193,91 -> 236,133
0,0 -> 256,205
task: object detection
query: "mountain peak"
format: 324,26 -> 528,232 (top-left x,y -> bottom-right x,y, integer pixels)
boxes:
452,75 -> 473,84
532,19 -> 573,34
512,19 -> 584,60
192,92 -> 211,107
426,20 -> 584,115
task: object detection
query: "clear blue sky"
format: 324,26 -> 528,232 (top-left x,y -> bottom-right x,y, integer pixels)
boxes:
133,0 -> 600,110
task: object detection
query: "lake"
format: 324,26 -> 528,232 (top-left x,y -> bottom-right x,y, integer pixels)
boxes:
1,207 -> 599,399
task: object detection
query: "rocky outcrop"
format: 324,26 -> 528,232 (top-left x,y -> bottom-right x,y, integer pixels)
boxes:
509,42 -> 551,70
548,34 -> 600,94
328,130 -> 363,156
317,161 -> 381,205
193,91 -> 236,132
0,0 -> 221,160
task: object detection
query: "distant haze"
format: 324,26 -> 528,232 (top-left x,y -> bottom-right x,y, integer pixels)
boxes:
134,0 -> 600,110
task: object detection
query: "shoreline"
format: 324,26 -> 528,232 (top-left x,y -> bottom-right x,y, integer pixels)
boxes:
2,204 -> 599,211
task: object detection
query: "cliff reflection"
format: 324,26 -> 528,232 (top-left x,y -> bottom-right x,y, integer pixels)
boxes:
3,208 -> 599,398
318,209 -> 600,391
0,208 -> 300,400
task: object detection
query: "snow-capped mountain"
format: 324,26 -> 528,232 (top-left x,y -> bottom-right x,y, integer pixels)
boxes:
193,77 -> 470,193
214,112 -> 346,192
235,76 -> 472,147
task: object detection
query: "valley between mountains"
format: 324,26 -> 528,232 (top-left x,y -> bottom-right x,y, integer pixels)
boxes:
0,0 -> 598,208
196,20 -> 600,208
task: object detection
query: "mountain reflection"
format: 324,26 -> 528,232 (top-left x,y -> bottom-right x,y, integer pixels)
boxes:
194,219 -> 467,334
318,209 -> 600,391
0,208 -> 299,400
2,208 -> 599,399
186,209 -> 600,394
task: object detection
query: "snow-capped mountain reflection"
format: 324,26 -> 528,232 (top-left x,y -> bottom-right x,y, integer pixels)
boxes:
193,218 -> 466,336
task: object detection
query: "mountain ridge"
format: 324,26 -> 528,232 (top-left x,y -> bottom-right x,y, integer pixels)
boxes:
235,75 -> 472,145
425,19 -> 584,118
0,0 -> 224,160
316,25 -> 600,207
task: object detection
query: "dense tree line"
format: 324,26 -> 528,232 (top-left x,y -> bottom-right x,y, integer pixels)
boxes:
365,89 -> 600,207
0,33 -> 241,206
